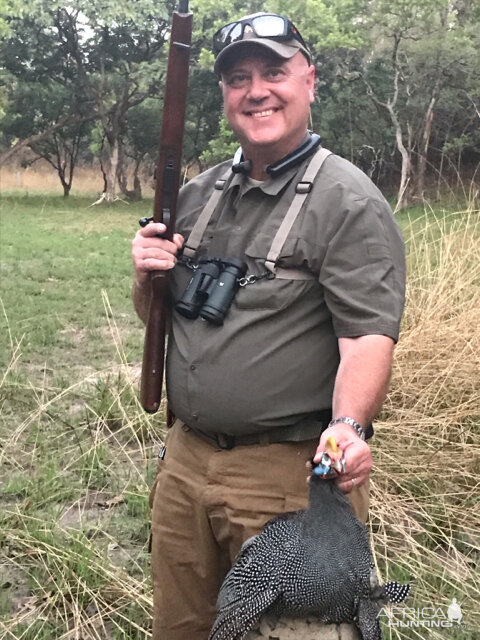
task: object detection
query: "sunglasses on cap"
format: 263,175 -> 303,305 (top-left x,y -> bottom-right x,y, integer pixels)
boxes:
213,13 -> 309,56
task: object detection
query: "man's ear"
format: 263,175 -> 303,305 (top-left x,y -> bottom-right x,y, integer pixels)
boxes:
307,65 -> 315,103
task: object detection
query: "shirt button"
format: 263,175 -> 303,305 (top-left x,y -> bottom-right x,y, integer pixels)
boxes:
190,365 -> 196,371
192,413 -> 199,420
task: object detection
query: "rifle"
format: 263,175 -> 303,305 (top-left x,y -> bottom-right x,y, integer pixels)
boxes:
140,1 -> 192,413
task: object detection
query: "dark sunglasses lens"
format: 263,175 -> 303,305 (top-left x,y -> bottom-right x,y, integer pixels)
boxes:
213,22 -> 239,52
251,15 -> 286,37
227,23 -> 243,44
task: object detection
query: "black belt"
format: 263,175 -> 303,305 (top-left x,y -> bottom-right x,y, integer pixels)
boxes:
182,410 -> 334,450
187,428 -> 271,449
182,413 -> 373,450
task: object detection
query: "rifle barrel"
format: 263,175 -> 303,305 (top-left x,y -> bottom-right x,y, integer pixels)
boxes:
140,4 -> 192,413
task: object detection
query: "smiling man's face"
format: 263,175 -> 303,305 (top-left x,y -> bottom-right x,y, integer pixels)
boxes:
220,49 -> 315,173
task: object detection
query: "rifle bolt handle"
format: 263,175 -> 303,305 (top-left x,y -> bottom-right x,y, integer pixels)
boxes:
139,216 -> 154,228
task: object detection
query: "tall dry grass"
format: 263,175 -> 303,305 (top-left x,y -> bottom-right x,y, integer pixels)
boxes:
371,208 -> 480,637
0,162 -> 154,198
1,206 -> 479,639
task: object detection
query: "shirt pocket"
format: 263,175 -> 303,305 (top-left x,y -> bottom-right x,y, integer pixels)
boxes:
235,236 -> 317,311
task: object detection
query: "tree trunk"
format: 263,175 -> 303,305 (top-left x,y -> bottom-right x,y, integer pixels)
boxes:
117,150 -> 143,201
58,165 -> 70,197
128,174 -> 142,201
416,97 -> 436,198
389,109 -> 412,211
102,138 -> 120,201
416,77 -> 442,199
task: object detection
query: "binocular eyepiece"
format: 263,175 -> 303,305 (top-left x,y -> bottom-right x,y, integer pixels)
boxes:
176,256 -> 247,326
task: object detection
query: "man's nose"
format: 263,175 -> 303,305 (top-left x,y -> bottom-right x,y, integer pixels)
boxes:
246,74 -> 270,101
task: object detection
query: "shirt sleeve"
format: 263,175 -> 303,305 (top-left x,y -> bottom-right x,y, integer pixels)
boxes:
319,195 -> 406,342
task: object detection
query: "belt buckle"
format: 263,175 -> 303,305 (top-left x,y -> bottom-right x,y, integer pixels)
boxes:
215,433 -> 235,450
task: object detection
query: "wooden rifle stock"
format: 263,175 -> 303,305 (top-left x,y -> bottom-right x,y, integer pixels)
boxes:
141,1 -> 192,413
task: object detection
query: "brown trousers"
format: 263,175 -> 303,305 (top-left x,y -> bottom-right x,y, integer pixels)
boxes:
150,420 -> 369,640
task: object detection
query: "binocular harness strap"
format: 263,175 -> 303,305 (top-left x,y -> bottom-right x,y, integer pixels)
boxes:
182,171 -> 231,259
274,267 -> 316,280
264,147 -> 332,275
183,147 -> 332,281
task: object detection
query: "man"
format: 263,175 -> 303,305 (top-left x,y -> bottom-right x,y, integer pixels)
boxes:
132,13 -> 405,640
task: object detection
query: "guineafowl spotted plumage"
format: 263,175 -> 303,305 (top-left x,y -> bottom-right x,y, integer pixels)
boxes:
208,437 -> 410,640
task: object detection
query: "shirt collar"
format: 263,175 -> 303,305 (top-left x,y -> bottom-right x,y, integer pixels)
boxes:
226,163 -> 301,197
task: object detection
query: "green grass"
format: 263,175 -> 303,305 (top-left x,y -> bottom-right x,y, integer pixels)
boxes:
0,195 -> 147,373
1,194 -> 161,638
1,193 -> 479,639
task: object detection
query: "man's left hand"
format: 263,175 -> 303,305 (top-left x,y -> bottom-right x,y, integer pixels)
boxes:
314,423 -> 372,493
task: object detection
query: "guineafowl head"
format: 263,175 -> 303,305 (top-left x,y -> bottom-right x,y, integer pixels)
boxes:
312,436 -> 345,478
307,436 -> 352,518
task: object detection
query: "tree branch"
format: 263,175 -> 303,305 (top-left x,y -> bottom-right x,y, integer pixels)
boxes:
0,114 -> 94,166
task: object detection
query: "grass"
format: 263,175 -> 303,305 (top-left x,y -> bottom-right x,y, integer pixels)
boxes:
0,164 -> 155,199
1,193 -> 479,639
372,207 -> 480,639
1,194 -> 161,639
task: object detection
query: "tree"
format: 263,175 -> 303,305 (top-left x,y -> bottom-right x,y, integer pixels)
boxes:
357,0 -> 480,207
1,0 -> 173,199
50,1 -> 172,201
0,5 -> 92,167
0,75 -> 91,192
1,0 -> 478,200
28,120 -> 89,197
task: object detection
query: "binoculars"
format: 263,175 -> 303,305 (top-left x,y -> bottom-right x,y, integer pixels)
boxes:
176,256 -> 248,326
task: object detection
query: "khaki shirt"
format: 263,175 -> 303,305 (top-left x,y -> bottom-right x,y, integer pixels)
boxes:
166,152 -> 406,436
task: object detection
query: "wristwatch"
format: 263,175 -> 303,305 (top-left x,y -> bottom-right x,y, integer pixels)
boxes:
328,416 -> 366,441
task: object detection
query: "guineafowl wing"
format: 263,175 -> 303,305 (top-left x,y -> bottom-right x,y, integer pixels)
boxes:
357,597 -> 382,640
210,518 -> 299,640
208,587 -> 279,640
209,538 -> 280,640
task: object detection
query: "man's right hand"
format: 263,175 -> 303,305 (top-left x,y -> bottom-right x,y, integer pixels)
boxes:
132,223 -> 184,286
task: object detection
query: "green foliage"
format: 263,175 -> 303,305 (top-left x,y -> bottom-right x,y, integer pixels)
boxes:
443,134 -> 475,155
267,0 -> 367,50
126,99 -> 162,160
200,113 -> 238,167
0,0 -> 23,35
1,0 -> 479,196
0,0 -> 173,195
198,47 -> 215,70
184,68 -> 224,168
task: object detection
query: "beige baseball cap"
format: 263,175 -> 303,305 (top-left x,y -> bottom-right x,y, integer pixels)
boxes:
215,37 -> 311,76
213,15 -> 311,76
